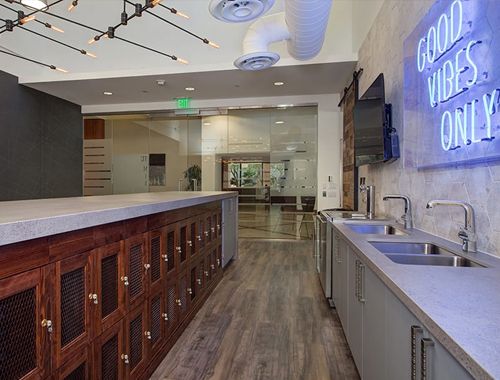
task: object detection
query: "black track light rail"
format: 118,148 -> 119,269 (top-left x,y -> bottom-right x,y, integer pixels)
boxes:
17,24 -> 89,56
123,0 -> 212,46
0,0 -> 65,35
0,48 -> 59,70
41,8 -> 177,60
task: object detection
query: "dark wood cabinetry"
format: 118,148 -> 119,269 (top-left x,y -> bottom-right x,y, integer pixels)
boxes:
0,202 -> 225,380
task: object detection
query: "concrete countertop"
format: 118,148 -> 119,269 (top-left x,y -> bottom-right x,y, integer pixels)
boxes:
0,191 -> 238,247
330,218 -> 500,380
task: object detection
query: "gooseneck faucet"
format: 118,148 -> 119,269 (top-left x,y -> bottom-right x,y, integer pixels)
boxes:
426,200 -> 477,253
383,194 -> 413,229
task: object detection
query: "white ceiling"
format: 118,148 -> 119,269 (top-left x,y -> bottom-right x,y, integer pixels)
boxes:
0,0 -> 383,106
25,61 -> 356,105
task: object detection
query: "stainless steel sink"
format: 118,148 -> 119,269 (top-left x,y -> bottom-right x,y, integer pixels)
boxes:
385,254 -> 486,268
370,242 -> 454,255
347,224 -> 407,235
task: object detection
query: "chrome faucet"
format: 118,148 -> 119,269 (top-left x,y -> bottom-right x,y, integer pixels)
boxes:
383,194 -> 413,229
426,200 -> 477,253
360,177 -> 375,219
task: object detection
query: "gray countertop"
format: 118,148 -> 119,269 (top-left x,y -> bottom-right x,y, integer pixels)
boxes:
330,219 -> 500,380
0,191 -> 238,247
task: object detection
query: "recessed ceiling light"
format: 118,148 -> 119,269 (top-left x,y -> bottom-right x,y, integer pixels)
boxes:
103,91 -> 113,96
275,121 -> 285,124
203,122 -> 211,126
274,81 -> 285,86
156,79 -> 166,86
185,87 -> 195,91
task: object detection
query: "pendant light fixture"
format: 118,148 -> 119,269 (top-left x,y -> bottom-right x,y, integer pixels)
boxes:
20,0 -> 48,11
68,0 -> 78,12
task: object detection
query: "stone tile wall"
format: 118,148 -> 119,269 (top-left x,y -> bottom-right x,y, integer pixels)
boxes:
356,0 -> 500,255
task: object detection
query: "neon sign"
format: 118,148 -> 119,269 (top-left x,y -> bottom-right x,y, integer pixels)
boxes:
404,0 -> 500,168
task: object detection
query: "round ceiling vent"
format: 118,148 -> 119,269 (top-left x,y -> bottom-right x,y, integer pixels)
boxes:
209,0 -> 275,23
234,52 -> 280,71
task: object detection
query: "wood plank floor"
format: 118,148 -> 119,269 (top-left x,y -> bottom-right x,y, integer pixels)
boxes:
150,239 -> 359,380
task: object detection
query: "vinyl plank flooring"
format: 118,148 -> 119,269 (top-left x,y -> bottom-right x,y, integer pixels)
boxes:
150,240 -> 359,380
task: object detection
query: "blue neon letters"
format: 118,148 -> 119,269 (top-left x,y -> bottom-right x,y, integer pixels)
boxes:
416,0 -> 495,152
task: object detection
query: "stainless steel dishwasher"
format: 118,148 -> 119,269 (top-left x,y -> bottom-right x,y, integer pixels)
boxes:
315,211 -> 332,304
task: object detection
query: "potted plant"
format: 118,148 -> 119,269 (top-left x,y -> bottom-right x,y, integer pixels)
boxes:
184,164 -> 202,191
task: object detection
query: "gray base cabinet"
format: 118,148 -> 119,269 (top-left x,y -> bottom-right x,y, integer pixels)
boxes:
386,294 -> 471,380
332,230 -> 472,380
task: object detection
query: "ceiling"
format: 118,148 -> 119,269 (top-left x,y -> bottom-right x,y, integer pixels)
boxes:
0,0 -> 366,82
25,61 -> 356,105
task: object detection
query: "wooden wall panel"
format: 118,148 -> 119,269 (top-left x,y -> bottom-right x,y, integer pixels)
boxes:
342,79 -> 358,211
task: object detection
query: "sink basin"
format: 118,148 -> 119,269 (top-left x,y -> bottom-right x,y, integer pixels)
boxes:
347,224 -> 407,235
370,242 -> 454,256
385,254 -> 486,268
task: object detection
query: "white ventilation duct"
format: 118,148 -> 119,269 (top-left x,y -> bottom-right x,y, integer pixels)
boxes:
234,12 -> 289,71
233,0 -> 333,71
209,0 -> 275,23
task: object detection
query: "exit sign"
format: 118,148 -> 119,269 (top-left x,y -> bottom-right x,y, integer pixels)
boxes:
177,97 -> 191,109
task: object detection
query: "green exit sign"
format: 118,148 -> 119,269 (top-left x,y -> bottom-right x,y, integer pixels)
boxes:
177,97 -> 191,109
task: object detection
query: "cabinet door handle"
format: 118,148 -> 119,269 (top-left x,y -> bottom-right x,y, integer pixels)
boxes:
175,299 -> 182,307
145,331 -> 152,340
421,338 -> 434,380
197,235 -> 202,241
355,260 -> 360,300
88,293 -> 98,305
144,263 -> 151,272
211,264 -> 215,270
211,227 -> 215,233
197,278 -> 202,285
411,325 -> 424,380
217,259 -> 221,266
162,312 -> 169,321
121,276 -> 129,286
205,271 -> 209,277
187,288 -> 193,295
162,254 -> 168,262
187,240 -> 193,247
41,319 -> 53,333
358,263 -> 366,303
217,224 -> 221,230
176,246 -> 182,253
121,354 -> 129,364
204,231 -> 209,237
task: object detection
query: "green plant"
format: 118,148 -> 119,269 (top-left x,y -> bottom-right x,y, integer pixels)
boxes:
184,164 -> 202,191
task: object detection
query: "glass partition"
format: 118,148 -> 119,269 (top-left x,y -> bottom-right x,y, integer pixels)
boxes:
84,105 -> 317,240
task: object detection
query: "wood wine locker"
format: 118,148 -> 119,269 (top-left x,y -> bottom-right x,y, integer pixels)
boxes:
0,201 -> 225,380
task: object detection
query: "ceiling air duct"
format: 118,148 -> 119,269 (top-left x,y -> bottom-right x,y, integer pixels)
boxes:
209,0 -> 275,23
233,0 -> 333,71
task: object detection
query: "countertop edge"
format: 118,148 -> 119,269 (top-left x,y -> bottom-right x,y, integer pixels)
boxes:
0,192 -> 238,247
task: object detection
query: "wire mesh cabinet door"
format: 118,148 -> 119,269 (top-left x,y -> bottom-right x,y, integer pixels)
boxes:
124,234 -> 148,311
146,288 -> 165,360
53,252 -> 93,371
177,222 -> 189,274
54,345 -> 91,380
188,218 -> 198,260
95,242 -> 126,336
148,230 -> 165,294
177,270 -> 189,321
216,243 -> 223,278
93,319 -> 124,380
164,276 -> 179,338
0,268 -> 50,380
164,224 -> 178,278
124,304 -> 148,380
188,261 -> 198,307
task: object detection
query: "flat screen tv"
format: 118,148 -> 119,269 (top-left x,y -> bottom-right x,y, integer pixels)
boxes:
354,73 -> 398,166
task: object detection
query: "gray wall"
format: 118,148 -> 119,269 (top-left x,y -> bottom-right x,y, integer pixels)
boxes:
356,0 -> 500,256
0,70 -> 82,201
